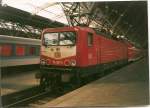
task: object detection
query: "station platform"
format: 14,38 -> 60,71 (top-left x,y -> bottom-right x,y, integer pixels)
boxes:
1,70 -> 39,96
43,58 -> 149,107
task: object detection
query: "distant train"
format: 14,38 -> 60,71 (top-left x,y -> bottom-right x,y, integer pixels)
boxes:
36,26 -> 142,88
125,41 -> 142,62
0,35 -> 41,67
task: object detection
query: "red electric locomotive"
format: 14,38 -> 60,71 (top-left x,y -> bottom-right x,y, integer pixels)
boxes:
36,26 -> 128,87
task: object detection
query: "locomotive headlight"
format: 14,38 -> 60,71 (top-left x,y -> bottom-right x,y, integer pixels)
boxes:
70,59 -> 76,66
64,60 -> 70,66
41,59 -> 46,65
64,59 -> 76,66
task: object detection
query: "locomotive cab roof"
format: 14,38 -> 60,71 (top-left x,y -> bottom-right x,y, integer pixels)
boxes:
43,26 -> 120,41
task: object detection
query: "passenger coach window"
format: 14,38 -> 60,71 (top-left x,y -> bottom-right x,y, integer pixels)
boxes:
1,45 -> 12,56
36,47 -> 40,56
29,47 -> 35,55
16,46 -> 25,56
87,32 -> 93,46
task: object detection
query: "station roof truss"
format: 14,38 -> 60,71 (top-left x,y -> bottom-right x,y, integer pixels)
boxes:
61,1 -> 148,48
0,5 -> 65,39
0,1 -> 148,48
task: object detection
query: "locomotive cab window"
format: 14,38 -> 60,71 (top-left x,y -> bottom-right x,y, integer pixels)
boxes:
43,32 -> 76,46
87,32 -> 93,46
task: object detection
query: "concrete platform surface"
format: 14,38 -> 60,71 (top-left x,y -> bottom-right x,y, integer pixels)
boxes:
43,58 -> 149,107
1,70 -> 39,96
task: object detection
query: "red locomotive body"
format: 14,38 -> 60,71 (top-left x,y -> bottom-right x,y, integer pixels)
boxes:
37,26 -> 128,86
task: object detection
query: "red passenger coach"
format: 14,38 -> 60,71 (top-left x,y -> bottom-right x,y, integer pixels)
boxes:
37,26 -> 128,86
0,35 -> 41,67
125,41 -> 142,62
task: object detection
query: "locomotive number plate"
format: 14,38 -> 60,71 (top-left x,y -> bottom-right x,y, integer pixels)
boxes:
54,52 -> 61,58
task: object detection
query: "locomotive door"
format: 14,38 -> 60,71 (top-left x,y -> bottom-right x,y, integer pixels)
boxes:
97,37 -> 101,64
87,32 -> 98,65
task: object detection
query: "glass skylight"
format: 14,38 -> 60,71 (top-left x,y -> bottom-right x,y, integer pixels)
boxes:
2,0 -> 68,24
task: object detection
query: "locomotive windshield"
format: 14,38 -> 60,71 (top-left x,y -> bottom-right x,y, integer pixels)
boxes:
43,32 -> 76,46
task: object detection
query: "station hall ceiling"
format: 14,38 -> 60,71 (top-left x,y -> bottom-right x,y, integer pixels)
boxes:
96,1 -> 148,48
62,1 -> 148,48
0,1 -> 148,48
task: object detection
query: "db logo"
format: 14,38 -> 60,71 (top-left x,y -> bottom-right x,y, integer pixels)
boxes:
54,52 -> 61,58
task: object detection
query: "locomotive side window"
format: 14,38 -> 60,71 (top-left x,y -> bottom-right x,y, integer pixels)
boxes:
16,45 -> 25,56
88,32 -> 93,46
1,45 -> 12,56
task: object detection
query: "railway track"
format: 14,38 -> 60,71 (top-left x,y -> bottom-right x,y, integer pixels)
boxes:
2,82 -> 77,108
2,86 -> 41,107
11,90 -> 56,107
2,63 -> 130,108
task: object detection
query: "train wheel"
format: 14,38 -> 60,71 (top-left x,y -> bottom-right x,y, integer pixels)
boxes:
51,75 -> 63,94
75,72 -> 81,87
40,76 -> 53,92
